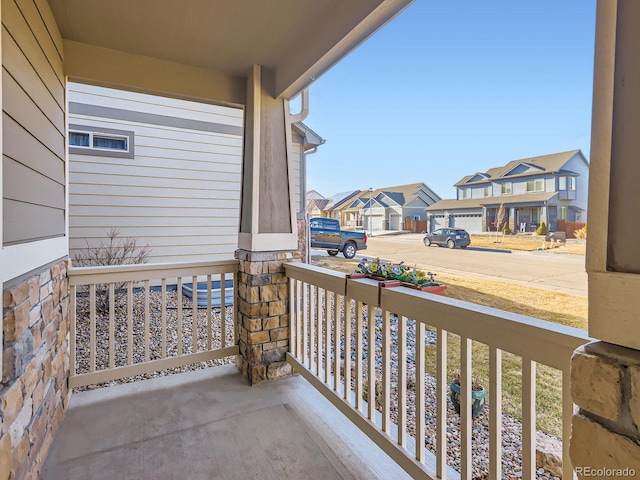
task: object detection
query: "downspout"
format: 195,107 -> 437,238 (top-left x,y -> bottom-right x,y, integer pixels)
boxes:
303,145 -> 319,264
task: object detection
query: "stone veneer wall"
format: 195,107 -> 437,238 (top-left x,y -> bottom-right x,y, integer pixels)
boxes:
235,250 -> 301,385
571,342 -> 640,477
296,218 -> 308,264
1,260 -> 70,479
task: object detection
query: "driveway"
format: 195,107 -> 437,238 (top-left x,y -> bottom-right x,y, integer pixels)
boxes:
343,234 -> 587,296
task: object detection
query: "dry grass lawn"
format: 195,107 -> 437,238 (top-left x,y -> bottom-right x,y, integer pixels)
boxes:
470,234 -> 586,255
310,255 -> 588,437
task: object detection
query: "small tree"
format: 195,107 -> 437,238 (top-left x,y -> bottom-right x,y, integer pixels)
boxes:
574,224 -> 587,239
493,203 -> 506,242
536,222 -> 548,236
74,229 -> 151,312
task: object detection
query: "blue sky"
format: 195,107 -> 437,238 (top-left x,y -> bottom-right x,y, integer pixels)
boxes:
303,1 -> 597,200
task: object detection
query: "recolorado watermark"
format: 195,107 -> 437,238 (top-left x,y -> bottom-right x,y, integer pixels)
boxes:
575,466 -> 636,477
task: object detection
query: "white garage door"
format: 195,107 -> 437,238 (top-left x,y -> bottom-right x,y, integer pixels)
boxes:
451,214 -> 483,233
430,215 -> 445,232
364,215 -> 384,231
389,213 -> 401,230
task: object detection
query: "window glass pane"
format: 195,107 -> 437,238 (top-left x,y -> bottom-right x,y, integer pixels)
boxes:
559,176 -> 567,190
569,177 -> 576,190
93,135 -> 127,150
69,131 -> 90,147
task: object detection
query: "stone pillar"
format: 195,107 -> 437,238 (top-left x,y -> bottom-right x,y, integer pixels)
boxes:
571,342 -> 640,476
1,260 -> 70,479
509,207 -> 516,232
235,250 -> 301,385
571,1 -> 640,477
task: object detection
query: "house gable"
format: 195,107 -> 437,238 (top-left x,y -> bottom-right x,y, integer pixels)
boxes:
502,162 -> 545,177
466,173 -> 490,183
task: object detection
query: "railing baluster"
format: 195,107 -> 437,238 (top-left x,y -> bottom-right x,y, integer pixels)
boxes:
398,316 -> 407,448
325,290 -> 332,384
344,298 -> 352,402
355,301 -> 363,412
436,327 -> 448,478
297,282 -> 304,361
161,278 -> 167,358
562,368 -> 576,480
416,320 -> 425,462
233,271 -> 239,345
522,357 -> 537,480
89,284 -> 96,373
109,283 -> 115,369
192,275 -> 198,353
382,310 -> 391,434
367,304 -> 376,422
209,274 -> 214,349
316,287 -> 322,376
145,280 -> 150,362
177,277 -> 183,355
460,336 -> 472,478
310,285 -> 316,372
288,278 -> 296,357
70,285 -> 76,376
334,294 -> 342,392
303,283 -> 309,367
489,346 -> 503,480
127,282 -> 133,365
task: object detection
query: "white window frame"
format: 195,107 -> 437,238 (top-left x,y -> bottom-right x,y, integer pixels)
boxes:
526,179 -> 545,192
531,207 -> 541,223
462,188 -> 470,199
69,129 -> 129,153
501,182 -> 512,195
559,206 -> 567,220
483,185 -> 491,197
68,124 -> 135,159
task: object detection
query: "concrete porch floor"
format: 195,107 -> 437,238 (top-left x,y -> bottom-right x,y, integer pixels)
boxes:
42,364 -> 411,480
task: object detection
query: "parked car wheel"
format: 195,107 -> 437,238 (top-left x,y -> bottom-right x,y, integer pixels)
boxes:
327,250 -> 339,256
447,239 -> 455,249
343,242 -> 357,259
423,237 -> 431,247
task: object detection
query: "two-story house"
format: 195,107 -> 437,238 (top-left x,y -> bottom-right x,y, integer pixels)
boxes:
337,182 -> 441,231
426,149 -> 589,233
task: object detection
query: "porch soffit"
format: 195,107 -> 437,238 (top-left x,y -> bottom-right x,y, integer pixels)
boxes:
48,0 -> 413,98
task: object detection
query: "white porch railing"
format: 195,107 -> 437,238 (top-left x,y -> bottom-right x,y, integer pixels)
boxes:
68,260 -> 239,388
284,262 -> 590,480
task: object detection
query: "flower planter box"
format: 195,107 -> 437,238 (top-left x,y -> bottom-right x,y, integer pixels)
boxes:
347,273 -> 447,296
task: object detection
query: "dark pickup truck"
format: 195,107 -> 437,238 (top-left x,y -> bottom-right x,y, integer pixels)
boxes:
309,217 -> 367,259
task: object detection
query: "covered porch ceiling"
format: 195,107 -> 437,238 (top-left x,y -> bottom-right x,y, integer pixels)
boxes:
47,0 -> 413,100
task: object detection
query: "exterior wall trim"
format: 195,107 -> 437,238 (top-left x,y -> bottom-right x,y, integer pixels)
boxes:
69,102 -> 243,136
1,237 -> 68,284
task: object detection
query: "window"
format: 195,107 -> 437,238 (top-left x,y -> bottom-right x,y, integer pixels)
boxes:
68,124 -> 134,159
501,182 -> 512,194
483,185 -> 491,197
532,207 -> 541,223
526,179 -> 545,192
462,188 -> 470,199
559,176 -> 576,191
559,206 -> 567,220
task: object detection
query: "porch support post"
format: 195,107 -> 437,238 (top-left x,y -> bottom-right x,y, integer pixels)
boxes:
508,207 -> 516,232
235,65 -> 301,385
570,1 -> 640,476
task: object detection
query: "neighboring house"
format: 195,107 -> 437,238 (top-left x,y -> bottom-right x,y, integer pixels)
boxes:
322,190 -> 362,220
338,183 -> 441,231
68,83 -> 323,263
426,150 -> 589,233
305,190 -> 329,217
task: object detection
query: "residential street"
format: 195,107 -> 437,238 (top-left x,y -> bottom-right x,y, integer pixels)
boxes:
343,233 -> 587,296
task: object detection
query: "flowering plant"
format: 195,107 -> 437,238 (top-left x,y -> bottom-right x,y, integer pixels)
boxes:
354,257 -> 442,287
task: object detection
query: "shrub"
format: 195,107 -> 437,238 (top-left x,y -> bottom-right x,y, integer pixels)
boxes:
536,222 -> 548,236
502,223 -> 511,235
574,224 -> 587,239
74,229 -> 151,312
